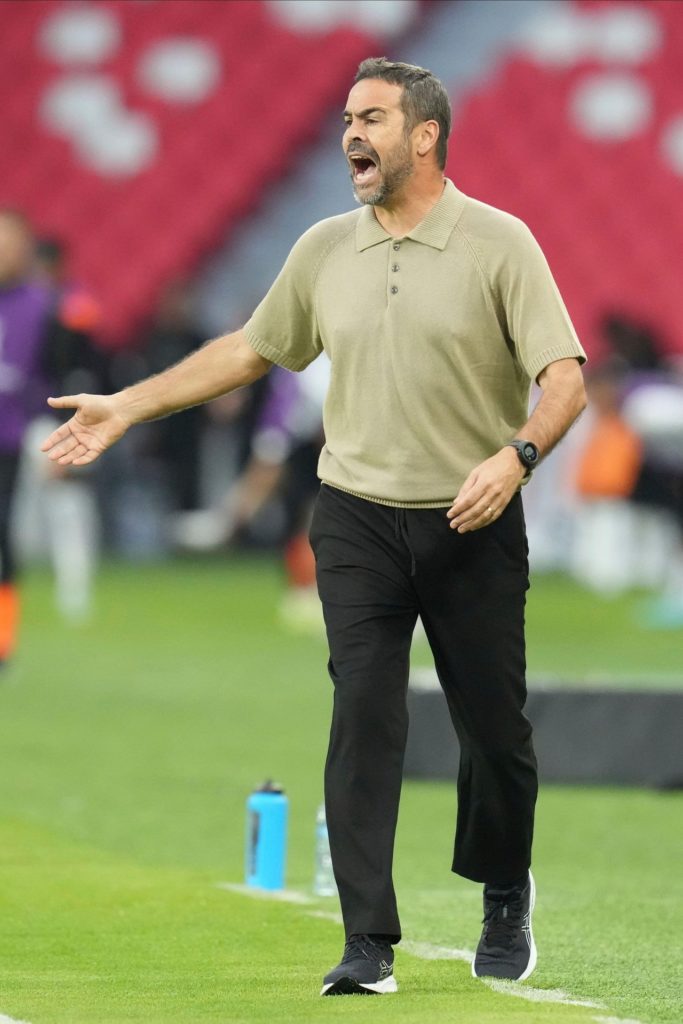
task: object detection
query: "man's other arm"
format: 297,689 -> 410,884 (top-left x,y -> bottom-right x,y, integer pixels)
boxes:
41,329 -> 272,466
447,357 -> 587,532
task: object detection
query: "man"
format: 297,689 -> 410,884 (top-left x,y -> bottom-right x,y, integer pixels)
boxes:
0,210 -> 54,665
42,58 -> 587,995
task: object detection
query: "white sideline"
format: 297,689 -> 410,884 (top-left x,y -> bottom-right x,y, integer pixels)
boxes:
1,883 -> 645,1024
215,882 -> 313,904
402,938 -> 473,962
483,978 -> 602,1008
307,908 -> 343,924
219,882 -> 646,1023
593,1018 -> 645,1024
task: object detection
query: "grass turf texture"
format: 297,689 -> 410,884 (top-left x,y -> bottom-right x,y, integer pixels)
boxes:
0,559 -> 680,1023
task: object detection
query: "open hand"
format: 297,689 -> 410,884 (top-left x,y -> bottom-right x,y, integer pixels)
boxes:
447,448 -> 526,533
40,394 -> 131,466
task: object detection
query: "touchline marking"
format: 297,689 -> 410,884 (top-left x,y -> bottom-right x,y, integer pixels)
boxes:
393,939 -> 604,1010
217,883 -> 645,1021
215,882 -> 314,904
593,1017 -> 645,1024
3,879 -> 646,1024
483,978 -> 602,1008
401,938 -> 472,962
307,910 -> 609,1013
307,908 -> 343,924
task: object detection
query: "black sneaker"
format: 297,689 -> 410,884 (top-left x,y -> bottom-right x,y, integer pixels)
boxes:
320,934 -> 397,995
472,870 -> 537,981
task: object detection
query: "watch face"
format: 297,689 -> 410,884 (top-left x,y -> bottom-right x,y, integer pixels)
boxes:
522,443 -> 539,464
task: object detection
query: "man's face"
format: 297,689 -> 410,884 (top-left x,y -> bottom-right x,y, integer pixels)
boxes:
0,216 -> 32,285
343,79 -> 414,206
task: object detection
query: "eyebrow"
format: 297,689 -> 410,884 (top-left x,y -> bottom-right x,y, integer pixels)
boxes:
342,106 -> 387,120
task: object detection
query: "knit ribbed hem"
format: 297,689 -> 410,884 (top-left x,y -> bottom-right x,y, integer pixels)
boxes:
526,345 -> 586,382
243,325 -> 311,373
321,480 -> 452,509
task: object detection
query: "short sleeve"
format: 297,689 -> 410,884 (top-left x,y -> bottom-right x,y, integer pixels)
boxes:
495,220 -> 587,381
243,227 -> 324,373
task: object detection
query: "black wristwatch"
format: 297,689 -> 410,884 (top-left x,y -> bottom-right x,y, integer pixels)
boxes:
505,439 -> 540,475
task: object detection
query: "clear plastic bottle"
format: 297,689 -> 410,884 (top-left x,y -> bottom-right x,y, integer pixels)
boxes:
313,802 -> 337,896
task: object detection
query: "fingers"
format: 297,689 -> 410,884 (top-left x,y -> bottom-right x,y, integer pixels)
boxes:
40,421 -> 77,452
47,438 -> 79,462
449,496 -> 502,533
44,431 -> 80,461
73,448 -> 100,466
57,442 -> 88,465
447,474 -> 484,525
456,501 -> 502,533
447,479 -> 509,532
44,430 -> 99,465
55,444 -> 100,467
47,395 -> 81,410
451,471 -> 478,506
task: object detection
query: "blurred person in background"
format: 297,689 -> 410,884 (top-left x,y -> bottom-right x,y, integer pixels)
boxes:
586,314 -> 683,626
41,58 -> 587,996
25,236 -> 105,622
139,280 -> 206,513
571,360 -> 643,593
0,210 -> 54,665
621,373 -> 683,628
173,358 -> 329,630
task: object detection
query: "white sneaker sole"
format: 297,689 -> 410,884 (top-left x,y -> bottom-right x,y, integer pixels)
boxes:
471,869 -> 537,982
517,869 -> 537,981
320,975 -> 398,996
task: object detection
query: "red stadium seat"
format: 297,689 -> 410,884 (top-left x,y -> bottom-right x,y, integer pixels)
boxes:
448,0 -> 683,357
0,0 -> 421,347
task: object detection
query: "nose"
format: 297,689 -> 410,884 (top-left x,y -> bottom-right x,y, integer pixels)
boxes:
343,120 -> 366,146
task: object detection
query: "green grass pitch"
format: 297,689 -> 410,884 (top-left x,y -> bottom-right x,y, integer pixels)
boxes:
0,558 -> 680,1023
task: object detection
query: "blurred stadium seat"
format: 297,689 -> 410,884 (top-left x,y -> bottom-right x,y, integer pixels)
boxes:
0,0 -> 421,348
448,0 -> 683,358
3,0 -> 681,361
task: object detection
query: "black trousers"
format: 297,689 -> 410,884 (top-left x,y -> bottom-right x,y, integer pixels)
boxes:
310,484 -> 537,943
0,453 -> 20,585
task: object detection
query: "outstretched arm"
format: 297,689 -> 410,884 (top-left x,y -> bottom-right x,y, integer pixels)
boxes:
41,328 -> 272,466
447,357 -> 587,533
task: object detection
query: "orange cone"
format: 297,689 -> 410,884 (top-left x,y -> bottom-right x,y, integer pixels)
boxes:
0,583 -> 19,662
284,533 -> 316,588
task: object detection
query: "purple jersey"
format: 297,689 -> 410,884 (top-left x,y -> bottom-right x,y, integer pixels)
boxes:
0,280 -> 54,453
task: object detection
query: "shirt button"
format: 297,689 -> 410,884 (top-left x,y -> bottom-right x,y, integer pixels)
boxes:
392,264 -> 399,272
390,286 -> 398,294
393,243 -> 400,251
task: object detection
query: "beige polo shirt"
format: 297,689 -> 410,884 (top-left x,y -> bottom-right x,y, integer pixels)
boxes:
244,179 -> 586,507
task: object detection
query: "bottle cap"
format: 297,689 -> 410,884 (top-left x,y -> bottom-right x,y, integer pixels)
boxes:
255,779 -> 285,794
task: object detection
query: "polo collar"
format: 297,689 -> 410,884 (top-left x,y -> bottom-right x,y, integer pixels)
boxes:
355,179 -> 466,252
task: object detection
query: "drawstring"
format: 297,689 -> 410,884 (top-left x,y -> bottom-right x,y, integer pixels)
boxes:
393,508 -> 416,577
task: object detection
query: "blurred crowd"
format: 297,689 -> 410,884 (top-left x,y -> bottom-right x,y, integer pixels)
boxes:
2,207 -> 683,672
527,314 -> 683,627
1,206 -> 328,666
1,206 -> 105,664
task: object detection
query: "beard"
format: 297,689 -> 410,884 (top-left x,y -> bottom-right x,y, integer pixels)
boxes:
351,135 -> 414,207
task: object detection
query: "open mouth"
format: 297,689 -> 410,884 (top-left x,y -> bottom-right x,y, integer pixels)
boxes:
349,154 -> 379,186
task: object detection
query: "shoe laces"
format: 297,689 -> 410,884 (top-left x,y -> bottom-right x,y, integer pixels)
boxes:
341,934 -> 390,964
482,888 -> 526,949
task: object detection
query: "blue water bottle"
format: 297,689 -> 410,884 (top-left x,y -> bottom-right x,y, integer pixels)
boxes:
245,780 -> 288,890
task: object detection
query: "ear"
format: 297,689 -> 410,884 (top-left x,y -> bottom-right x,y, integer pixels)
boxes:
415,120 -> 439,159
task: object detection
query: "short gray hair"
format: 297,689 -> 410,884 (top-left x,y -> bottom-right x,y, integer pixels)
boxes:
354,57 -> 451,170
